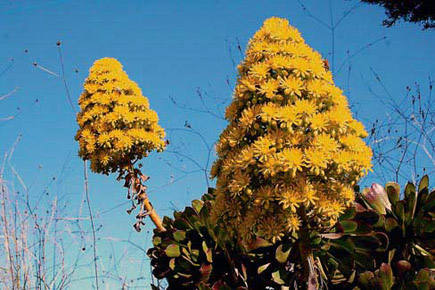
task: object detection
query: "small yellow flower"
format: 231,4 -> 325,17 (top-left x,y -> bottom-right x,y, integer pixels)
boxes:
309,113 -> 328,132
304,148 -> 329,175
287,215 -> 301,232
228,170 -> 251,196
277,106 -> 300,126
277,148 -> 303,174
312,134 -> 339,155
293,99 -> 317,117
279,75 -> 303,96
306,79 -> 326,98
249,62 -> 270,80
259,79 -> 280,99
253,135 -> 276,157
280,189 -> 303,212
348,119 -> 368,138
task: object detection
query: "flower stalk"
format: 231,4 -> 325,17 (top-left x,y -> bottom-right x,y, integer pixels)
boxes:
124,167 -> 165,232
297,205 -> 318,289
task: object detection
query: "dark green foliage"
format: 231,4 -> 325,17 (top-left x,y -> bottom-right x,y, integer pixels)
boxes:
361,0 -> 435,29
147,189 -> 247,289
148,177 -> 434,289
328,175 -> 435,289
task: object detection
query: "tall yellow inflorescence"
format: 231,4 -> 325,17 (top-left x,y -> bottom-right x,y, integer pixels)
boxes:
210,17 -> 372,243
75,58 -> 166,174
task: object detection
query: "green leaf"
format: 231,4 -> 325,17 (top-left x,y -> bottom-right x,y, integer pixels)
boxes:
163,216 -> 173,227
199,264 -> 212,282
340,207 -> 357,220
405,182 -> 416,199
385,182 -> 400,205
199,205 -> 210,222
174,218 -> 192,230
385,218 -> 399,232
395,201 -> 405,223
426,220 -> 435,233
173,230 -> 186,242
379,263 -> 394,290
331,238 -> 355,253
178,272 -> 192,278
243,237 -> 272,252
165,244 -> 181,258
169,258 -> 176,270
421,193 -> 435,212
152,236 -> 162,247
257,263 -> 271,274
358,271 -> 375,287
415,268 -> 431,290
405,182 -> 417,221
198,284 -> 211,290
202,241 -> 213,263
387,249 -> 396,264
192,199 -> 204,213
271,270 -> 285,285
340,220 -> 358,233
418,175 -> 429,193
275,243 -> 291,264
181,253 -> 200,266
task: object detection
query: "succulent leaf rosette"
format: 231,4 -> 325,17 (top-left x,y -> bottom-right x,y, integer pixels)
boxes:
210,17 -> 373,243
75,58 -> 166,174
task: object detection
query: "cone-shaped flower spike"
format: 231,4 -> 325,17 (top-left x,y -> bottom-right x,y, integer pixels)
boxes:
75,58 -> 167,231
75,58 -> 166,175
210,18 -> 372,243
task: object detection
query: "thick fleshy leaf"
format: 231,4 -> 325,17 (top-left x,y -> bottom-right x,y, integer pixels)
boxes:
405,182 -> 416,198
178,272 -> 193,278
421,190 -> 435,211
405,182 -> 417,221
199,264 -> 212,282
257,263 -> 270,274
192,199 -> 204,213
340,220 -> 358,233
275,244 -> 291,264
169,258 -> 176,270
340,207 -> 357,220
174,218 -> 192,230
379,263 -> 393,290
395,260 -> 411,277
165,244 -> 181,258
202,241 -> 213,263
418,175 -> 429,193
243,237 -> 273,252
415,268 -> 431,290
395,201 -> 406,223
358,271 -> 375,287
388,249 -> 396,264
271,270 -> 285,285
385,182 -> 400,206
152,236 -> 162,246
385,218 -> 399,232
173,230 -> 186,242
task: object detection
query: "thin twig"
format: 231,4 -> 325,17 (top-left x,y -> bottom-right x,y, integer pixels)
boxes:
83,160 -> 99,289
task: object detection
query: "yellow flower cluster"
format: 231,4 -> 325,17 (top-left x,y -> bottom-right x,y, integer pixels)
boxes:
210,17 -> 372,243
75,58 -> 166,174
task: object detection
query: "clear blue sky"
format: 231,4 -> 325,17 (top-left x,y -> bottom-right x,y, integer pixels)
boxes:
1,0 -> 434,288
